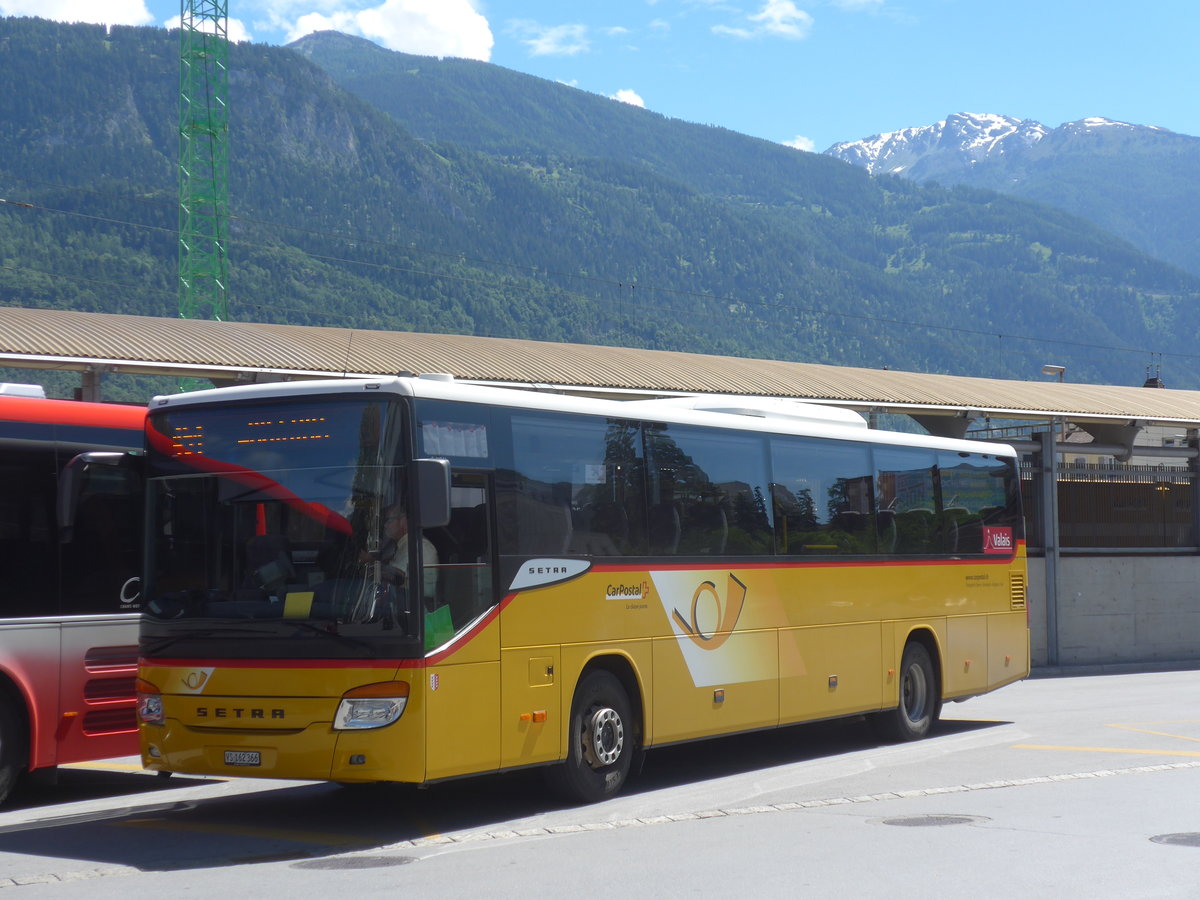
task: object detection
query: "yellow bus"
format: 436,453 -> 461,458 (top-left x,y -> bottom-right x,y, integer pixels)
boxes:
137,376 -> 1028,802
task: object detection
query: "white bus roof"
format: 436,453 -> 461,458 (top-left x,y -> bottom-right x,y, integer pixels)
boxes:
151,375 -> 1017,458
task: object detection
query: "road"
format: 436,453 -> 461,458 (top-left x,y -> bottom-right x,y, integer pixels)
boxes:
2,669 -> 1199,897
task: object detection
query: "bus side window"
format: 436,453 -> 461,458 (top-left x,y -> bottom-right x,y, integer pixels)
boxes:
645,425 -> 772,557
873,446 -> 938,556
770,437 -> 875,555
0,449 -> 58,617
938,451 -> 1017,554
427,473 -> 495,637
59,463 -> 142,614
506,414 -> 646,557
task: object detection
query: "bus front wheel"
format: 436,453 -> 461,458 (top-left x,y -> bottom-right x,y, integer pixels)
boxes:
871,641 -> 940,742
547,670 -> 634,804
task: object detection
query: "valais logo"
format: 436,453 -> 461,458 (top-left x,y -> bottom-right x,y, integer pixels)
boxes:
983,526 -> 1014,555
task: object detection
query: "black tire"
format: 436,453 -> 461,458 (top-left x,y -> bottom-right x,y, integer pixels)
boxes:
546,670 -> 635,804
871,641 -> 940,742
0,700 -> 26,806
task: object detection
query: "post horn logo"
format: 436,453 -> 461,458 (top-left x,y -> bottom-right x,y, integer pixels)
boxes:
182,670 -> 209,691
671,573 -> 747,651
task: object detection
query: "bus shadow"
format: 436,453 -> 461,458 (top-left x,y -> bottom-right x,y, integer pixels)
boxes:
5,767 -> 216,812
0,717 -> 1009,875
628,715 -> 1005,794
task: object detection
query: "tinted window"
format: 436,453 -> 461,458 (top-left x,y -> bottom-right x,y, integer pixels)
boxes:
874,446 -> 939,555
417,401 -> 495,465
645,424 -> 773,556
503,414 -> 646,556
0,446 -> 57,617
770,437 -> 875,555
59,458 -> 143,614
939,451 -> 1021,554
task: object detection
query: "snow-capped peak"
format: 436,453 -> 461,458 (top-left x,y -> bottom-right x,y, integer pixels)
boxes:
824,113 -> 1048,175
824,113 -> 1177,178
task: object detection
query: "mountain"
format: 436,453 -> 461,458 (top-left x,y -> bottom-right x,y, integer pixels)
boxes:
287,31 -> 874,210
2,19 -> 1200,399
825,113 -> 1200,278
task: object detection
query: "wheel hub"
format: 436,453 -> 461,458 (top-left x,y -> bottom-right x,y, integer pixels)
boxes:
902,663 -> 929,722
583,706 -> 624,768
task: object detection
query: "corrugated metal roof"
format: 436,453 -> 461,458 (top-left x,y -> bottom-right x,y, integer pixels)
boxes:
2,305 -> 1199,426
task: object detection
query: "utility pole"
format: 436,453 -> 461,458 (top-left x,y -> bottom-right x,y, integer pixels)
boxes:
178,0 -> 229,340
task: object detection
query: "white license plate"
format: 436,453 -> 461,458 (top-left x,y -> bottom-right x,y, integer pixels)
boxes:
224,750 -> 261,767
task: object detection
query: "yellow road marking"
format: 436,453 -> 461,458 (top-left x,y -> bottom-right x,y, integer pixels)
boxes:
1013,744 -> 1200,758
119,817 -> 367,847
1106,722 -> 1200,744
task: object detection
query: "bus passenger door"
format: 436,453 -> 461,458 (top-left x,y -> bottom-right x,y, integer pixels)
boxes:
56,455 -> 141,764
422,472 -> 502,781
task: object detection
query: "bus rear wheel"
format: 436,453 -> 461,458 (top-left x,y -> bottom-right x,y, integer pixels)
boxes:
547,670 -> 634,804
871,641 -> 940,742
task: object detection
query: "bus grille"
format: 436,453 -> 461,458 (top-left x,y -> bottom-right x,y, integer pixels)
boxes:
84,645 -> 138,673
82,708 -> 137,735
1009,574 -> 1027,610
84,676 -> 137,703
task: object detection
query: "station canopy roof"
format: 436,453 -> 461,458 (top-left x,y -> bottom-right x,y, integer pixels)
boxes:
2,306 -> 1199,434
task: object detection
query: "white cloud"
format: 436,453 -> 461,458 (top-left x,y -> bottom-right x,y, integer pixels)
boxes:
288,0 -> 494,60
0,0 -> 153,26
749,0 -> 813,39
783,135 -> 815,151
506,20 -> 589,57
713,0 -> 813,40
611,89 -> 645,108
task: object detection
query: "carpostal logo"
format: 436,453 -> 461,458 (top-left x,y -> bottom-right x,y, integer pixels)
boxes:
652,570 -> 770,688
606,581 -> 650,601
178,668 -> 215,693
670,574 -> 747,651
983,526 -> 1014,555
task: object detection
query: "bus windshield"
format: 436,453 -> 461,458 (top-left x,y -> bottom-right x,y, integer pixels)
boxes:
142,395 -> 423,659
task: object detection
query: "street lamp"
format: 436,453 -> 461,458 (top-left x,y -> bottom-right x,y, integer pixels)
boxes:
1040,365 -> 1067,447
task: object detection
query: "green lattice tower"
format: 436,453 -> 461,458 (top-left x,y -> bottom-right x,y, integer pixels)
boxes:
178,0 -> 229,327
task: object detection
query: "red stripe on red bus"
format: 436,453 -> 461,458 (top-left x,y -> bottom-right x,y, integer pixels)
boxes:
0,395 -> 144,429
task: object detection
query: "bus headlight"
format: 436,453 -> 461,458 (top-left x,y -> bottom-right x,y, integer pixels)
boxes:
137,678 -> 164,725
333,681 -> 410,730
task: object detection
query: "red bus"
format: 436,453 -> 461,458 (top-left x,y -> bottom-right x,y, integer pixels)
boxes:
0,385 -> 145,804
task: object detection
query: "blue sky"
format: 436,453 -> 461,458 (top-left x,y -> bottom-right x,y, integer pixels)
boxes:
4,0 -> 1198,152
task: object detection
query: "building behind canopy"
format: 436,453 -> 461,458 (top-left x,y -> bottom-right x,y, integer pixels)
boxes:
3,306 -> 1196,671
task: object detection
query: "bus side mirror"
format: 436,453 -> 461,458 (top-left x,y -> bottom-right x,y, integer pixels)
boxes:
58,450 -> 143,543
415,458 -> 451,529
